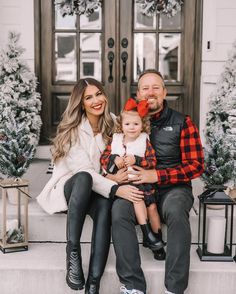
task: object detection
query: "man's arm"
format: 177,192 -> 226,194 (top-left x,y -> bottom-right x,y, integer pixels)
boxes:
131,116 -> 204,185
156,115 -> 204,185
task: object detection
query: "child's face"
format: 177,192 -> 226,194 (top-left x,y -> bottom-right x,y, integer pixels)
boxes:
122,111 -> 142,140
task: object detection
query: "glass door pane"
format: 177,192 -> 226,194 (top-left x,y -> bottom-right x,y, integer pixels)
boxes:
80,33 -> 102,81
133,33 -> 156,81
159,33 -> 181,82
55,33 -> 77,82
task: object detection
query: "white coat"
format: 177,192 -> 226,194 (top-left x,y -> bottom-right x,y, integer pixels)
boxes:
37,116 -> 116,215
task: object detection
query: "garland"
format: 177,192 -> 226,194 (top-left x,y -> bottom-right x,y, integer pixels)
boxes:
55,0 -> 101,17
136,0 -> 183,18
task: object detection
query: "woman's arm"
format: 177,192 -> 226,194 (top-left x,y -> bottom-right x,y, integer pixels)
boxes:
65,141 -> 116,198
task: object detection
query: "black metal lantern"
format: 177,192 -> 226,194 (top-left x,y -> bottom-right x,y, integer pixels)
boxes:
197,187 -> 235,262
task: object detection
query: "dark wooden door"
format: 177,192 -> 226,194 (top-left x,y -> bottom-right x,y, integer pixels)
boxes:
35,0 -> 201,143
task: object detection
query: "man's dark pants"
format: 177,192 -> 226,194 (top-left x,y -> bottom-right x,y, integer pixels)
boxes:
112,184 -> 194,294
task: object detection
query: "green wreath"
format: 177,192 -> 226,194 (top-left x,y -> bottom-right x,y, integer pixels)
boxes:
136,0 -> 183,18
56,0 -> 101,17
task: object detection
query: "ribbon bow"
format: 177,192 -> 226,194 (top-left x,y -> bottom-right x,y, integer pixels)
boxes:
124,98 -> 149,118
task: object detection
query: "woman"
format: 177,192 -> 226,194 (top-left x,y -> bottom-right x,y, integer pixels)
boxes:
37,78 -> 143,294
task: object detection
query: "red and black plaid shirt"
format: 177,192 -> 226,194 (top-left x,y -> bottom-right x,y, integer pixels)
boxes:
153,113 -> 204,185
100,138 -> 157,171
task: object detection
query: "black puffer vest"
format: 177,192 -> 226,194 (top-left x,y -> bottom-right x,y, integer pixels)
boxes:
150,101 -> 186,183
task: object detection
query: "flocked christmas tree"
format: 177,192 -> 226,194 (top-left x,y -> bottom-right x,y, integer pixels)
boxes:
202,40 -> 236,188
0,32 -> 42,178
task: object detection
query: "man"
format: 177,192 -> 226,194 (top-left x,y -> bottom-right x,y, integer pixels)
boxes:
112,69 -> 204,294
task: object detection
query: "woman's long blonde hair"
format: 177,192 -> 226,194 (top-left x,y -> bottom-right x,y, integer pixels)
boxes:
52,78 -> 115,162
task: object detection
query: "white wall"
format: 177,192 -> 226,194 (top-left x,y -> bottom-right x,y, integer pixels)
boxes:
0,0 -> 34,71
200,0 -> 236,143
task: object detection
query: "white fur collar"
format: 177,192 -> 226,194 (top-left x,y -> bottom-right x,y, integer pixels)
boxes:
111,133 -> 148,157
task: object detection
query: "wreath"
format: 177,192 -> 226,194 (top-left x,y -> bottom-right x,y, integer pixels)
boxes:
136,0 -> 183,18
55,0 -> 183,18
55,0 -> 101,17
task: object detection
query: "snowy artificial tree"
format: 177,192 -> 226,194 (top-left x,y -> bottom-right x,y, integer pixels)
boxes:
202,41 -> 236,189
0,32 -> 42,178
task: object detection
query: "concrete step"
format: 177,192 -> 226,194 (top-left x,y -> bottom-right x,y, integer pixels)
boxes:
0,243 -> 235,294
2,197 -> 236,245
0,186 -> 236,244
1,161 -> 236,243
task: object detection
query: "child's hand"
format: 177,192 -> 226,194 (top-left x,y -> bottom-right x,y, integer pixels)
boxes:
124,154 -> 136,167
114,156 -> 125,169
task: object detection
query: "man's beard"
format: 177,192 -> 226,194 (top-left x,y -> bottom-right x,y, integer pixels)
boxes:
146,97 -> 163,115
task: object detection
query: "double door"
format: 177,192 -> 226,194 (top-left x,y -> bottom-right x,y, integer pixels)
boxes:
37,0 -> 200,142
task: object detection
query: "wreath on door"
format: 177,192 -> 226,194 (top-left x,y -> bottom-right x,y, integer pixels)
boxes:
56,0 -> 101,17
136,0 -> 183,18
56,0 -> 183,18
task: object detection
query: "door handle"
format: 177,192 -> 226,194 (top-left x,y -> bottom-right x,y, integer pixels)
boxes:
107,51 -> 114,83
121,52 -> 128,83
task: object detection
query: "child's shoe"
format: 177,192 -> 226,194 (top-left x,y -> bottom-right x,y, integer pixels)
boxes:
141,224 -> 165,251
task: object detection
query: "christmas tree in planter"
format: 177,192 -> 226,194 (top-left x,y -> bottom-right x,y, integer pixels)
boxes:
0,32 -> 42,180
202,40 -> 236,191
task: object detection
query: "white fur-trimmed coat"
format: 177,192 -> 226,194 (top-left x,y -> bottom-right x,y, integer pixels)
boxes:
37,116 -> 116,214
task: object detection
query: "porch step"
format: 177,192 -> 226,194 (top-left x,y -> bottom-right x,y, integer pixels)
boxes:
1,159 -> 236,243
0,243 -> 235,294
3,198 -> 235,243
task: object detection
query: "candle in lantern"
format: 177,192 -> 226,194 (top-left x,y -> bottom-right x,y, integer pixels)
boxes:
207,216 -> 226,254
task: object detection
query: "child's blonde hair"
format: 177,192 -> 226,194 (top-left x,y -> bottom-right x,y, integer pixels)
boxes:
115,110 -> 150,134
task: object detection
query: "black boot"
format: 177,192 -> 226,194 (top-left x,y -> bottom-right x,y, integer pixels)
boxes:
66,242 -> 85,290
153,247 -> 166,260
152,230 -> 166,260
85,278 -> 100,294
141,224 -> 165,251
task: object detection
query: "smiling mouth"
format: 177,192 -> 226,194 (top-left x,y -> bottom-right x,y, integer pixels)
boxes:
92,104 -> 103,110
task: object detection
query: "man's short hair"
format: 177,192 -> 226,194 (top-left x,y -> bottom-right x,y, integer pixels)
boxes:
138,69 -> 165,86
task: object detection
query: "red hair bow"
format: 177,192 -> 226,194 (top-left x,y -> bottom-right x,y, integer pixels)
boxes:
124,98 -> 149,118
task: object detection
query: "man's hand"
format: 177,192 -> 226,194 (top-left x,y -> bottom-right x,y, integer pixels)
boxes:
116,185 -> 144,203
124,154 -> 136,167
114,156 -> 125,169
106,168 -> 128,184
128,166 -> 158,184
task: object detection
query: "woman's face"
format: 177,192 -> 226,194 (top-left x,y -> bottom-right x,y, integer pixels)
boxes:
82,85 -> 107,118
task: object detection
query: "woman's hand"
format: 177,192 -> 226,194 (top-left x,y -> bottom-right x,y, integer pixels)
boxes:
124,154 -> 135,167
116,185 -> 144,203
128,166 -> 158,184
114,156 -> 125,169
106,168 -> 128,184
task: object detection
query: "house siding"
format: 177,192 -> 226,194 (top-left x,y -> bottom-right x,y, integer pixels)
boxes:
200,0 -> 236,143
0,0 -> 34,71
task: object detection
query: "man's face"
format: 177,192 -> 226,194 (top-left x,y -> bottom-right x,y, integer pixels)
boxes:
136,73 -> 167,112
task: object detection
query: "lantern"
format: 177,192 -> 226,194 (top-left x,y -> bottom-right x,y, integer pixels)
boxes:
197,188 -> 235,261
0,179 -> 29,253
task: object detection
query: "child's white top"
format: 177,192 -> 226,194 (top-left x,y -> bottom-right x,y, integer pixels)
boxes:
111,132 -> 148,157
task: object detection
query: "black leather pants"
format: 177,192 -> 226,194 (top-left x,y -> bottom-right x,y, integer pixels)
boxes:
64,172 -> 112,284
